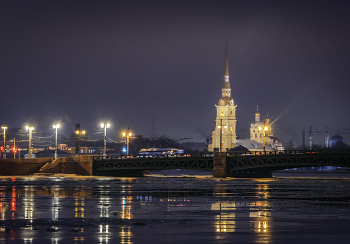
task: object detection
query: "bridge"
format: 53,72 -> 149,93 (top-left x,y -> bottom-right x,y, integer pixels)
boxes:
0,150 -> 349,178
93,149 -> 350,178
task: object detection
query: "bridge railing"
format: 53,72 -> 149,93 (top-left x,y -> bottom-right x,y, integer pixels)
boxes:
93,149 -> 350,161
227,149 -> 350,156
93,152 -> 215,161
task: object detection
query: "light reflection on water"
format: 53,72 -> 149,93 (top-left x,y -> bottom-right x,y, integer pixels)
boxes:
119,226 -> 132,244
0,174 -> 348,243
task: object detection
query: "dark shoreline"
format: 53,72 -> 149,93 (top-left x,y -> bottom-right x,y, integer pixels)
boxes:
274,170 -> 350,174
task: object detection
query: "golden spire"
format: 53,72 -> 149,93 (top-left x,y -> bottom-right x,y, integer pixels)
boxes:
255,105 -> 260,122
225,38 -> 229,78
255,105 -> 260,116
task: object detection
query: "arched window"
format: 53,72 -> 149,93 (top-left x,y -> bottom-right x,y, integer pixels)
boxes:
230,111 -> 233,117
221,111 -> 224,117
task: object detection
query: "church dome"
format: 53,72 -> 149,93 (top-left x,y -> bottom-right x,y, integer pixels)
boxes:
331,134 -> 343,141
218,97 -> 234,106
222,82 -> 231,89
330,134 -> 344,147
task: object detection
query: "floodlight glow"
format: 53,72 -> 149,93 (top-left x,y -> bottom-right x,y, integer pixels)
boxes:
53,124 -> 60,129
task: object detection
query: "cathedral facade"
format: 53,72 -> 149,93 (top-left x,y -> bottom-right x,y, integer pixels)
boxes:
249,107 -> 272,144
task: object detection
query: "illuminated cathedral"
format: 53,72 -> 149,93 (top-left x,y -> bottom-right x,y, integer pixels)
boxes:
208,49 -> 283,152
241,107 -> 283,151
208,48 -> 237,152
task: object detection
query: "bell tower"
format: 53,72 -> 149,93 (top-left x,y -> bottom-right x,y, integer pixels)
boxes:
208,43 -> 237,152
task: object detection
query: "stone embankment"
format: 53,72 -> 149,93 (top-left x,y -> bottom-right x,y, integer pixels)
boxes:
0,156 -> 94,176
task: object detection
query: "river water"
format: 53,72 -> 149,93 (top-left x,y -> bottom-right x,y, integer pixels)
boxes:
0,171 -> 349,244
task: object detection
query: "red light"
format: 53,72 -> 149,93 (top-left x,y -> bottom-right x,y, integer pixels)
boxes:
12,147 -> 17,153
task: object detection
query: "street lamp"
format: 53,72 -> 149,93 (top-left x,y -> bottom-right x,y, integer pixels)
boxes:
122,128 -> 132,157
75,129 -> 86,156
217,119 -> 227,152
26,126 -> 35,158
2,126 -> 7,159
53,124 -> 60,160
259,123 -> 268,152
101,122 -> 110,157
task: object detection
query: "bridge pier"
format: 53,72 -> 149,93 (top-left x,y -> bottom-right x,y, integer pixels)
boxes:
213,152 -> 274,178
213,152 -> 227,178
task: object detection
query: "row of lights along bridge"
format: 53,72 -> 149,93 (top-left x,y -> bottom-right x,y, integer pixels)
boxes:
1,123 -> 132,160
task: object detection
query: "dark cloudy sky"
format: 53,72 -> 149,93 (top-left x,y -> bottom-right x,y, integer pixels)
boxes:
1,0 -> 350,146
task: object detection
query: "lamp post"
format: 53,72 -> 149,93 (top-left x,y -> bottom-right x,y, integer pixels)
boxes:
75,129 -> 86,156
122,128 -> 132,157
217,119 -> 227,152
13,138 -> 16,159
101,122 -> 110,157
26,126 -> 35,158
2,126 -> 7,159
259,123 -> 268,152
53,124 -> 60,160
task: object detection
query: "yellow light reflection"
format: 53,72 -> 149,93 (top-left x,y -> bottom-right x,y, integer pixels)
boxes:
74,237 -> 84,244
98,237 -> 109,244
99,224 -> 109,233
74,197 -> 85,218
100,196 -> 110,218
24,187 -> 34,229
120,226 -> 132,244
51,238 -> 59,244
52,192 -> 59,221
0,192 -> 6,220
23,238 -> 33,244
252,221 -> 269,233
215,213 -> 235,232
211,201 -> 236,211
249,211 -> 270,218
11,186 -> 16,219
251,181 -> 272,243
120,196 -> 132,219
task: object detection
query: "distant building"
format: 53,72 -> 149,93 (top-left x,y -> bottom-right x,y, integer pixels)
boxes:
236,108 -> 283,151
249,106 -> 272,144
330,134 -> 344,147
247,108 -> 284,151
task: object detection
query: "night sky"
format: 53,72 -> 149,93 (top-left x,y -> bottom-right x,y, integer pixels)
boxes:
1,0 -> 350,146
